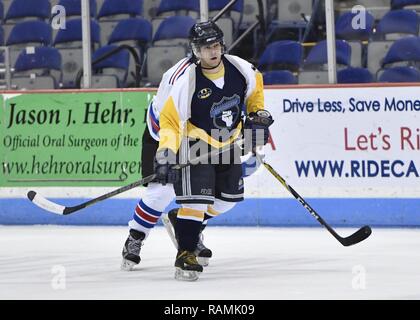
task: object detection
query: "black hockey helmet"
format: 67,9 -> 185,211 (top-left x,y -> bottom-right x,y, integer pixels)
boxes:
189,21 -> 225,54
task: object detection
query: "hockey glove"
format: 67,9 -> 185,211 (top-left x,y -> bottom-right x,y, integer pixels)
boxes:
244,109 -> 274,151
154,148 -> 180,185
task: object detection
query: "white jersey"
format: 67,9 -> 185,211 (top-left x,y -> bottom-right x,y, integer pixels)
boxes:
146,56 -> 194,141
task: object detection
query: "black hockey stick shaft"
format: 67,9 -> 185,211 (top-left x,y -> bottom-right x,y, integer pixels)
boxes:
66,174 -> 156,214
255,153 -> 372,246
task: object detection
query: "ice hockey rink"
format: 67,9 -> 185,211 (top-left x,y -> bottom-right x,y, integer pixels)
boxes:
1,225 -> 419,300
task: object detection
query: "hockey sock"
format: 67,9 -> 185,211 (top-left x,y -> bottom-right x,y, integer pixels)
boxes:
176,207 -> 204,252
129,199 -> 162,238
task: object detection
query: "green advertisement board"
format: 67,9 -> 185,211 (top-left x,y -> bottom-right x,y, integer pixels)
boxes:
0,91 -> 153,187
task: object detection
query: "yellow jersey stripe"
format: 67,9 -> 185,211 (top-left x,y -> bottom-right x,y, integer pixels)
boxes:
158,96 -> 183,153
178,207 -> 205,220
245,72 -> 264,113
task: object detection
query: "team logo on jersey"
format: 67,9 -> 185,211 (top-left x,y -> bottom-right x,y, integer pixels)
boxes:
197,88 -> 212,99
210,95 -> 241,129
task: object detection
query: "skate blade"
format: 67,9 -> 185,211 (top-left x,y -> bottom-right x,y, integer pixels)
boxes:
197,257 -> 209,267
174,268 -> 200,281
121,259 -> 137,271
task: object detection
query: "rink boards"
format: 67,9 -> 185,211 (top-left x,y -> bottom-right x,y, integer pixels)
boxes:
1,85 -> 420,226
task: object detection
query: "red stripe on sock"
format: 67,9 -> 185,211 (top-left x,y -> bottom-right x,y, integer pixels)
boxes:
135,205 -> 159,224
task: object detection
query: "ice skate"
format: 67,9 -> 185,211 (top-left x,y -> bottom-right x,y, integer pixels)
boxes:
121,229 -> 145,271
174,250 -> 203,281
163,209 -> 212,266
195,231 -> 212,267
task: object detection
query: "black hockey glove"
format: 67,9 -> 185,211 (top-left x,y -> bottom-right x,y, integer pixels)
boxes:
153,148 -> 180,185
244,109 -> 274,151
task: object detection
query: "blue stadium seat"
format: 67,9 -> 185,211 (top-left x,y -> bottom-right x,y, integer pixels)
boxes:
208,0 -> 243,12
93,45 -> 129,69
378,66 -> 420,82
0,26 -> 4,46
391,0 -> 420,9
13,47 -> 62,89
14,47 -> 61,72
108,18 -> 152,45
337,67 -> 374,83
381,36 -> 420,67
376,9 -> 419,39
92,45 -> 130,87
15,47 -> 61,72
54,19 -> 100,47
263,70 -> 298,84
335,11 -> 375,41
97,0 -> 142,20
304,40 -> 352,68
5,0 -> 50,21
6,21 -> 52,46
156,0 -> 199,16
57,0 -> 97,17
258,40 -> 302,72
153,16 -> 196,43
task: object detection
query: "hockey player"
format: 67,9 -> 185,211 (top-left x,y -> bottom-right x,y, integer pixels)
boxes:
121,52 -> 253,270
121,56 -> 214,271
154,21 -> 273,281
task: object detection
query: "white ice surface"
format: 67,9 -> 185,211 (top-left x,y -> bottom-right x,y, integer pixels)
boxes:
0,226 -> 419,300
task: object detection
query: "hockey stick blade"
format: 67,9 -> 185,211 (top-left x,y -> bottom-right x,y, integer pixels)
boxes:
255,153 -> 372,247
27,190 -> 67,215
27,173 -> 157,215
339,225 -> 372,246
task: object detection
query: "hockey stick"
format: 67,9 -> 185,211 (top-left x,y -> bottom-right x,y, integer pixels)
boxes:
28,139 -> 243,215
254,153 -> 372,247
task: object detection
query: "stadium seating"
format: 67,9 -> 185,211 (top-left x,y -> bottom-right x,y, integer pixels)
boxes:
97,0 -> 143,20
258,40 -> 302,72
12,46 -> 62,89
263,70 -> 298,84
335,11 -> 375,41
146,15 -> 196,85
0,2 -> 4,22
337,67 -> 374,83
2,0 -> 420,88
92,45 -> 130,87
5,0 -> 50,22
108,18 -> 152,48
152,15 -> 195,46
155,0 -> 199,16
304,40 -> 352,69
391,0 -> 420,9
57,0 -> 97,17
381,36 -> 420,68
6,21 -> 52,46
54,18 -> 100,48
6,21 -> 52,67
375,9 -> 419,40
378,66 -> 420,82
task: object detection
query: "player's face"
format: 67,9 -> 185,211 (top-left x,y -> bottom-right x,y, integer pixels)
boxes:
199,42 -> 222,68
